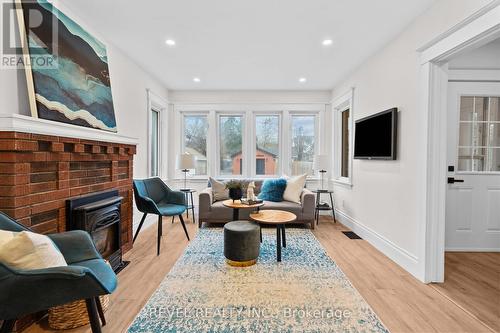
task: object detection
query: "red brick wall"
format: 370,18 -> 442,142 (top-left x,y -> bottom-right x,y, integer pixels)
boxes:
0,131 -> 136,252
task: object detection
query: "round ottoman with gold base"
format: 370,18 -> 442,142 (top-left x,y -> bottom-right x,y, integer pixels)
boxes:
224,221 -> 260,267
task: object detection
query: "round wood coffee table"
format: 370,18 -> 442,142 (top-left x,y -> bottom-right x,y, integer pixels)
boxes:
249,210 -> 296,262
222,199 -> 264,221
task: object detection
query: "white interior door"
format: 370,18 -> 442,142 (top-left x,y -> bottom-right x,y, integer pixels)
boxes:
446,82 -> 500,251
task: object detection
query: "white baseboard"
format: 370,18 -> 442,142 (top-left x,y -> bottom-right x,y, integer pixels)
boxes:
335,210 -> 421,279
445,247 -> 500,252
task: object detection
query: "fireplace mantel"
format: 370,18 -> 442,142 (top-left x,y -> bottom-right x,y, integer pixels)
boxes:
0,114 -> 138,145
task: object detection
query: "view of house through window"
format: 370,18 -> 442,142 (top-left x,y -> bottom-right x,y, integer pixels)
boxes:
150,109 -> 160,177
184,115 -> 208,175
219,115 -> 243,175
291,115 -> 315,175
255,115 -> 279,175
341,109 -> 350,178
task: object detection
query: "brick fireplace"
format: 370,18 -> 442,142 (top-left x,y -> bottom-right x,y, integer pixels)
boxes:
0,132 -> 136,253
0,115 -> 138,331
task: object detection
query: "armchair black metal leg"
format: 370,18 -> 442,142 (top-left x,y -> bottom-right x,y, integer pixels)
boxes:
0,319 -> 16,333
85,298 -> 102,333
133,213 -> 147,243
95,297 -> 106,326
157,215 -> 163,256
178,214 -> 190,241
171,216 -> 175,224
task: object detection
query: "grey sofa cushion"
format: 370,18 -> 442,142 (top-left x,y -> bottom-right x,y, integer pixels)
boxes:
209,177 -> 229,202
260,201 -> 303,217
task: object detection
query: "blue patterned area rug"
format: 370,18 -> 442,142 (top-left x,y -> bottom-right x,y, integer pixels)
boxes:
128,228 -> 389,333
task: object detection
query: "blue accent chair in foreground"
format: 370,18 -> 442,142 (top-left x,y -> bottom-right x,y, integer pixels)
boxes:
0,212 -> 117,333
133,178 -> 190,255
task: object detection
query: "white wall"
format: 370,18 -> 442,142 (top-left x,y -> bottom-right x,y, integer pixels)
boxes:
329,0 -> 495,280
449,37 -> 500,70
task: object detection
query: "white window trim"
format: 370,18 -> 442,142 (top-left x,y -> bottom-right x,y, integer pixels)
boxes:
147,89 -> 168,178
172,104 -> 324,179
332,88 -> 354,187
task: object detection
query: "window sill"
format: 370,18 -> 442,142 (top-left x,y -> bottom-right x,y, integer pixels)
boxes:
331,178 -> 353,188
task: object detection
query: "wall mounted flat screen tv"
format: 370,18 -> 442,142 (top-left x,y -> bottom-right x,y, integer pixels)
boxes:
354,108 -> 398,160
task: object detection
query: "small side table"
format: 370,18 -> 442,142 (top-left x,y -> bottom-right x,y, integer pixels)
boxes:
312,190 -> 336,225
172,189 -> 196,224
250,210 -> 296,262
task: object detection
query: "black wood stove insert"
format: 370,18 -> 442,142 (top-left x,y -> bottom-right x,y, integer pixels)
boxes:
66,190 -> 129,273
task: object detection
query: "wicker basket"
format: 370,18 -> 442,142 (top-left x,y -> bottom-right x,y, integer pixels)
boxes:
48,295 -> 109,330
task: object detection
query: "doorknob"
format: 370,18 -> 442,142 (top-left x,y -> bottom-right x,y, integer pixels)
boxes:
448,177 -> 465,184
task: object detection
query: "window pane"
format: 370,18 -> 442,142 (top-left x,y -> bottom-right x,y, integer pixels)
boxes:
291,116 -> 315,176
150,110 -> 159,177
459,122 -> 486,147
458,147 -> 486,172
255,115 -> 279,175
341,109 -> 350,178
184,115 -> 208,175
488,123 -> 499,147
219,115 -> 243,175
460,96 -> 489,121
487,148 -> 500,172
489,97 -> 499,121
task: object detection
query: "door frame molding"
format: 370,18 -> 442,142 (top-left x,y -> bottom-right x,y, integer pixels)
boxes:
418,1 -> 500,283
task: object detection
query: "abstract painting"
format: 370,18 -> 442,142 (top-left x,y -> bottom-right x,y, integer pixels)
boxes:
17,0 -> 117,132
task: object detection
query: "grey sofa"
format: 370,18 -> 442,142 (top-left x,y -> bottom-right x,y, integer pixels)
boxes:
198,179 -> 316,229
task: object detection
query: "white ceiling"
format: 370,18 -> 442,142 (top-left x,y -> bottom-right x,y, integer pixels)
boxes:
63,0 -> 437,90
449,38 -> 500,70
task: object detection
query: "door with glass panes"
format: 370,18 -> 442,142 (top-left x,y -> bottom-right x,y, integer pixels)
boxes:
446,82 -> 500,251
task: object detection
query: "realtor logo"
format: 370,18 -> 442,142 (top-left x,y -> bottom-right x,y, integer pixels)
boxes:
1,0 -> 58,69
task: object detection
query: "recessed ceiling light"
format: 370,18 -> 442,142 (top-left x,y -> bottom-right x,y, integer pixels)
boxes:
322,39 -> 333,46
165,39 -> 176,46
193,77 -> 201,83
299,77 -> 307,83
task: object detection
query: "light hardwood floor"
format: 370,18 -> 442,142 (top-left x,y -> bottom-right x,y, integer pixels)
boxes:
430,252 -> 500,332
25,217 -> 498,333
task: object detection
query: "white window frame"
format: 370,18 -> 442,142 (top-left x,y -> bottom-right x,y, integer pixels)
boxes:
252,112 -> 282,177
216,112 -> 247,178
147,89 -> 167,178
172,104 -> 324,179
288,112 -> 321,178
181,112 -> 210,177
332,88 -> 354,187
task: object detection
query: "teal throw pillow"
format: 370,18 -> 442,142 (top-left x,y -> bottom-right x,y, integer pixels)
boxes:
257,178 -> 287,202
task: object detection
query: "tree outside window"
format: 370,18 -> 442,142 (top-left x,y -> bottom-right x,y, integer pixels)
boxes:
219,116 -> 243,175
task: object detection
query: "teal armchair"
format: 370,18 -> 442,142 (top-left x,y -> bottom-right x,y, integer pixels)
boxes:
133,178 -> 190,255
0,212 -> 117,333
